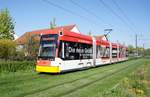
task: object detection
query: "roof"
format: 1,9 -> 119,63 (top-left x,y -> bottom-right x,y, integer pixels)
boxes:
59,30 -> 93,44
30,24 -> 76,34
95,35 -> 105,39
15,24 -> 76,45
95,35 -> 108,41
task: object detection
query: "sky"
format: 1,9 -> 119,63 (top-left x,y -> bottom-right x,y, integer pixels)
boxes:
0,0 -> 150,48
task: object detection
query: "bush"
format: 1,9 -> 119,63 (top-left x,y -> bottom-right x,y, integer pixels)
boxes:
0,61 -> 35,72
0,39 -> 16,60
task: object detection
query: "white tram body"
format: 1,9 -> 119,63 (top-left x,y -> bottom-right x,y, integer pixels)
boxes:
36,26 -> 128,73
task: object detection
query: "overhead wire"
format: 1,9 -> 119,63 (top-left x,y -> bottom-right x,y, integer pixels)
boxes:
111,0 -> 137,33
98,0 -> 135,33
99,0 -> 143,47
69,0 -> 113,28
111,0 -> 145,48
42,0 -> 104,27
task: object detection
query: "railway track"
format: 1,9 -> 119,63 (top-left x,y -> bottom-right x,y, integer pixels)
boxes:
0,62 -> 116,86
0,59 -> 145,97
61,61 -> 145,97
18,63 -> 118,97
21,60 -> 140,97
52,63 -> 135,97
0,61 -> 126,85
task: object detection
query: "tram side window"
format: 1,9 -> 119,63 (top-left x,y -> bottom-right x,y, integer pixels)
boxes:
101,47 -> 110,58
58,41 -> 62,59
122,48 -> 126,57
119,48 -> 124,57
96,46 -> 110,58
59,41 -> 93,60
96,46 -> 100,58
112,48 -> 117,58
96,46 -> 103,58
126,50 -> 128,57
64,41 -> 79,60
104,47 -> 110,58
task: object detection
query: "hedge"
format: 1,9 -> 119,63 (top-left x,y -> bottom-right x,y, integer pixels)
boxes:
0,61 -> 35,72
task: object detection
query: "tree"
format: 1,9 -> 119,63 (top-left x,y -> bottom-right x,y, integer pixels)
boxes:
0,39 -> 16,60
137,47 -> 144,56
24,34 -> 40,60
128,45 -> 135,54
0,9 -> 15,40
88,30 -> 92,36
50,18 -> 56,29
144,49 -> 150,56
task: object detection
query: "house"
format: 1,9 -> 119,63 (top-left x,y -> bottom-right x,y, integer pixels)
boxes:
15,24 -> 109,47
15,24 -> 109,57
95,35 -> 108,41
15,24 -> 80,46
15,24 -> 81,56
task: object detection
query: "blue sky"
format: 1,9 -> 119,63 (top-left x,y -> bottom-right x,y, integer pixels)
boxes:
0,0 -> 150,48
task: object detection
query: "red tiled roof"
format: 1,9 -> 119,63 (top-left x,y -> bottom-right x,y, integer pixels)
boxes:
27,24 -> 75,35
15,24 -> 75,45
95,35 -> 105,39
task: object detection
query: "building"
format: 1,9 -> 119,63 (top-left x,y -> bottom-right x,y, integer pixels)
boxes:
15,24 -> 108,56
15,24 -> 80,55
16,24 -> 81,45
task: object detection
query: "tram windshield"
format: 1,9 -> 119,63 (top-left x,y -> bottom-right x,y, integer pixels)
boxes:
38,34 -> 58,59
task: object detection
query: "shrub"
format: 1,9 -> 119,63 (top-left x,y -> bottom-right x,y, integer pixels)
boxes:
0,61 -> 35,72
0,39 -> 16,60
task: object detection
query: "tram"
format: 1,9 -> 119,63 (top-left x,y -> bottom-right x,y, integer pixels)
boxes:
36,27 -> 128,73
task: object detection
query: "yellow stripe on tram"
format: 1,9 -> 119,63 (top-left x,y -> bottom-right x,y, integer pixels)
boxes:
36,65 -> 60,73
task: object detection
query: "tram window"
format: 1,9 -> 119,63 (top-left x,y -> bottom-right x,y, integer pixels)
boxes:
105,47 -> 110,58
58,41 -> 62,59
96,46 -> 110,58
126,50 -> 128,57
96,46 -> 102,58
100,46 -> 105,57
58,41 -> 93,60
100,47 -> 110,58
112,48 -> 117,58
112,48 -> 117,52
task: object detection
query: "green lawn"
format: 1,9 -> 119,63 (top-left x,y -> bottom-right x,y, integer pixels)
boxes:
0,58 -> 150,97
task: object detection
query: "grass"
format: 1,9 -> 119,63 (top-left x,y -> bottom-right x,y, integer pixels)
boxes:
0,58 -> 150,97
101,59 -> 150,97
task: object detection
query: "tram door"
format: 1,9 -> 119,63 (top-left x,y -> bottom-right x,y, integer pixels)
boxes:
92,37 -> 96,67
